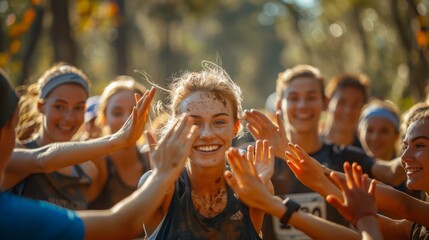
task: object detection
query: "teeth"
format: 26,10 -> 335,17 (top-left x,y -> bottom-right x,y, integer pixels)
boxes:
295,113 -> 311,120
58,125 -> 73,131
406,167 -> 422,173
195,145 -> 221,152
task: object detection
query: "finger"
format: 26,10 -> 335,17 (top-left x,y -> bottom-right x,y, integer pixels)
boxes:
262,140 -> 270,165
247,144 -> 255,164
343,162 -> 354,190
287,143 -> 301,162
227,148 -> 246,175
368,179 -> 376,197
224,171 -> 241,192
285,151 -> 300,168
145,131 -> 157,152
330,171 -> 348,193
351,162 -> 362,189
246,123 -> 261,140
286,159 -> 300,174
275,111 -> 288,143
293,144 -> 310,163
255,140 -> 263,165
326,195 -> 345,211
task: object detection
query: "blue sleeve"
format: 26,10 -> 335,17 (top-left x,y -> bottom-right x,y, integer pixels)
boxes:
0,192 -> 84,240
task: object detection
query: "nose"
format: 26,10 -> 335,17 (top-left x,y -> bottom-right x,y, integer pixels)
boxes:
199,123 -> 215,139
64,109 -> 77,122
401,146 -> 413,164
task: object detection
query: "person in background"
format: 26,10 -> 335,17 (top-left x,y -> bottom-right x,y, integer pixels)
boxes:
358,99 -> 401,161
322,73 -> 370,148
79,95 -> 102,141
89,76 -> 151,211
244,65 -> 404,239
8,62 -> 96,210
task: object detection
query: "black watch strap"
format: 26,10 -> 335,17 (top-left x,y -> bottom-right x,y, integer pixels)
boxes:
280,197 -> 301,225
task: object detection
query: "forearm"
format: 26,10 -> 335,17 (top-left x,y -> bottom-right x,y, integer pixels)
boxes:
9,134 -> 123,173
290,211 -> 360,240
81,170 -> 174,240
375,183 -> 429,226
356,216 -> 382,240
371,158 -> 406,186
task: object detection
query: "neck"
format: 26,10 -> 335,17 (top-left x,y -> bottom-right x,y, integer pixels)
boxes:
325,127 -> 356,146
109,146 -> 139,165
36,129 -> 54,146
288,129 -> 323,154
186,163 -> 226,194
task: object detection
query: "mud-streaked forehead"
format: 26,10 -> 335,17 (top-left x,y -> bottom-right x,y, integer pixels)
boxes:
178,91 -> 233,116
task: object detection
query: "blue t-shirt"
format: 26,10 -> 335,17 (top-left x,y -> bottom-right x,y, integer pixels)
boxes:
0,191 -> 84,240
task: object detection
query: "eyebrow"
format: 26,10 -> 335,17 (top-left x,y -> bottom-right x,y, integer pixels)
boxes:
404,135 -> 429,144
189,113 -> 229,119
54,99 -> 86,105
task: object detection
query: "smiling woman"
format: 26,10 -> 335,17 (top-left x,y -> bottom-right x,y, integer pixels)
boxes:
139,61 -> 272,240
8,62 -> 96,210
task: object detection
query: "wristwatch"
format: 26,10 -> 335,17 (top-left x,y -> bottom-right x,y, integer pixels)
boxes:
280,197 -> 301,225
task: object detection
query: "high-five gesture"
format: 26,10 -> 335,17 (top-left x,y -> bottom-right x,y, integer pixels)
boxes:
146,114 -> 199,178
114,87 -> 156,147
244,109 -> 289,158
246,140 -> 274,184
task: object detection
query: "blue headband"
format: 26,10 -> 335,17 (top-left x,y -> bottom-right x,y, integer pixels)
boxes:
360,106 -> 400,131
40,73 -> 89,99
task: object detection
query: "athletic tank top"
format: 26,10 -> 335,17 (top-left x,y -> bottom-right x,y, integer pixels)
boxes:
11,140 -> 91,210
149,169 -> 262,240
88,149 -> 151,210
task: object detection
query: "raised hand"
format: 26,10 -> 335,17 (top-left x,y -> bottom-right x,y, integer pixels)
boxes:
114,87 -> 156,147
326,162 -> 377,227
284,143 -> 328,192
247,140 -> 274,184
147,114 -> 198,178
224,147 -> 277,211
244,109 -> 289,158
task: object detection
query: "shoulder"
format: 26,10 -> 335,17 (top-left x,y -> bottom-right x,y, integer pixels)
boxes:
0,192 -> 84,239
138,170 -> 154,188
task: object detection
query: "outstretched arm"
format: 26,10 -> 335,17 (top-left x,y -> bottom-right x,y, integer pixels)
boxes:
79,114 -> 199,240
3,88 -> 156,190
371,157 -> 406,186
224,147 -> 360,240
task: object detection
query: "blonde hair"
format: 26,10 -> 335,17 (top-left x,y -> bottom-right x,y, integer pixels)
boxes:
97,75 -> 147,129
276,64 -> 325,101
16,62 -> 90,141
156,61 -> 243,138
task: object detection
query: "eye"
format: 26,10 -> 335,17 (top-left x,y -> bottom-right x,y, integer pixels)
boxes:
54,105 -> 64,110
415,143 -> 425,149
192,121 -> 201,127
75,106 -> 85,111
112,111 -> 123,117
214,120 -> 226,126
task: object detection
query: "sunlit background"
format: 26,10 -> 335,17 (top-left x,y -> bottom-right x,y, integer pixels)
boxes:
1,0 -> 428,110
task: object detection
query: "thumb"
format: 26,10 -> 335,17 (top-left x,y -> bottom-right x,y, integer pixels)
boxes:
326,195 -> 344,211
145,131 -> 157,152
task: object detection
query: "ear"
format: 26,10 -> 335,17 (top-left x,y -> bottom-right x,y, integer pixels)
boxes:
233,120 -> 241,135
276,99 -> 281,111
37,100 -> 45,114
322,96 -> 329,111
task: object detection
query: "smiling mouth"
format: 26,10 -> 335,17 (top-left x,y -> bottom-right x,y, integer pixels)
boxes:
194,145 -> 222,152
406,167 -> 423,174
57,125 -> 74,132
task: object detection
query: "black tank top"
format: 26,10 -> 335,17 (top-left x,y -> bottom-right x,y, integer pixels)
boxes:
150,168 -> 262,240
88,149 -> 151,210
11,140 -> 91,210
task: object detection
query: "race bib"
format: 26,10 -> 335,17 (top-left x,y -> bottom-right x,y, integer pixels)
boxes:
273,192 -> 327,239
